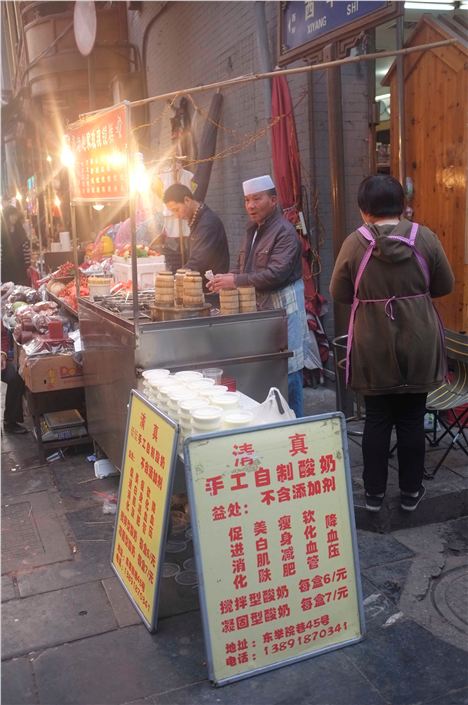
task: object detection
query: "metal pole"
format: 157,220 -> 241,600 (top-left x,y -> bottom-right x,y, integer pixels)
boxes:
254,1 -> 273,166
396,15 -> 406,185
70,202 -> 80,301
324,43 -> 353,418
307,69 -> 320,292
87,55 -> 96,111
127,103 -> 140,347
34,133 -> 46,276
113,39 -> 457,112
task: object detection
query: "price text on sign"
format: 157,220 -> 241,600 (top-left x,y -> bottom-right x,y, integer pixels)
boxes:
111,391 -> 178,631
66,104 -> 128,202
184,414 -> 364,685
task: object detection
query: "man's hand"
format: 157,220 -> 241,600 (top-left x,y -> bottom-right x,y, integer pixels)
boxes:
207,273 -> 236,292
1,353 -> 7,371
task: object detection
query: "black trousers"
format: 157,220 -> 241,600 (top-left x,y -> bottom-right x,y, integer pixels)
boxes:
2,361 -> 25,425
362,393 -> 427,495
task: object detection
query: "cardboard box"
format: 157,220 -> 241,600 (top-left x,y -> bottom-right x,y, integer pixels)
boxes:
21,353 -> 84,393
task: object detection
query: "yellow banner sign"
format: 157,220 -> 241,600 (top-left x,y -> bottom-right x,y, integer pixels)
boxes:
112,391 -> 178,630
184,413 -> 364,685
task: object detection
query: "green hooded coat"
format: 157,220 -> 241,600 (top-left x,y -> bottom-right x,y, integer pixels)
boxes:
330,219 -> 454,395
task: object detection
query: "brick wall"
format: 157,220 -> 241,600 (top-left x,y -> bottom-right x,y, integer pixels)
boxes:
128,2 -> 371,341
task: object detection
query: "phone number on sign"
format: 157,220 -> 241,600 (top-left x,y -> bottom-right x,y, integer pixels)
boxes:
264,621 -> 348,655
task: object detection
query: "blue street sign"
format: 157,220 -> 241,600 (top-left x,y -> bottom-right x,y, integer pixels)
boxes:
281,1 -> 390,54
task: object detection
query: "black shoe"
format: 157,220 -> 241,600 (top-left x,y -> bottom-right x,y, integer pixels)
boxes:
401,485 -> 426,512
3,422 -> 28,435
365,492 -> 385,512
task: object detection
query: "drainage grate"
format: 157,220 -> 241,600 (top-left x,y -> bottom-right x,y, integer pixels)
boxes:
432,566 -> 468,633
1,501 -> 44,561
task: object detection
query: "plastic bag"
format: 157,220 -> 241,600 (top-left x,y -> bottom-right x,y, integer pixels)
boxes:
250,387 -> 296,425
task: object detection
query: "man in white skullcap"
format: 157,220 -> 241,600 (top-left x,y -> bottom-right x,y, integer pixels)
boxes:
208,175 -> 307,416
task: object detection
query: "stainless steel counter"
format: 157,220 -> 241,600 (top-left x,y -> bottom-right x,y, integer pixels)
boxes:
78,298 -> 290,469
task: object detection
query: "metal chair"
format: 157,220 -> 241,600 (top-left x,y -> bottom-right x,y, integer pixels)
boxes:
332,334 -> 365,438
424,329 -> 468,479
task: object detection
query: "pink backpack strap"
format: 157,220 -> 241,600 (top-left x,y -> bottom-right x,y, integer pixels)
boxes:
345,226 -> 376,385
388,223 -> 430,288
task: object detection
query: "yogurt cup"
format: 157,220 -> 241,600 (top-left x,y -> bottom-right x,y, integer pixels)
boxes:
222,410 -> 254,429
212,392 -> 240,411
187,378 -> 216,393
191,406 -> 223,431
174,370 -> 204,382
167,389 -> 192,420
206,385 -> 229,399
142,368 -> 171,381
158,382 -> 185,412
179,397 -> 206,414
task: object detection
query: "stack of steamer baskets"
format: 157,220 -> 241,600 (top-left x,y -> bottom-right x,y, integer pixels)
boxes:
154,271 -> 175,306
183,272 -> 204,307
237,286 -> 256,312
219,288 -> 239,315
151,270 -> 211,321
219,286 -> 257,315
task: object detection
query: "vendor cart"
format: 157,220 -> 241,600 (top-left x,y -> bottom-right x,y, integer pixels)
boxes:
79,296 -> 289,469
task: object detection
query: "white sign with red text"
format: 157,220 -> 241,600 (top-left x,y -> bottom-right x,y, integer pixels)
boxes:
184,413 -> 364,685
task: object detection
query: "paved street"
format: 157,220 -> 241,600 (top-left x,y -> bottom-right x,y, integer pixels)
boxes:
2,386 -> 468,705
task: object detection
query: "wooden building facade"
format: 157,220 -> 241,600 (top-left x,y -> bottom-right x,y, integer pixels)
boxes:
385,14 -> 468,333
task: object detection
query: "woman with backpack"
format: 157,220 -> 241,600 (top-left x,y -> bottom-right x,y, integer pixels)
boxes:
330,175 -> 454,513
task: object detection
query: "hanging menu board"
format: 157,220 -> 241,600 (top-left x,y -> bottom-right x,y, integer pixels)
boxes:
111,391 -> 179,631
66,103 -> 128,202
184,413 -> 364,686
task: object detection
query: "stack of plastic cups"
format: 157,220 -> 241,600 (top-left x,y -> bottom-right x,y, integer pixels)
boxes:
157,380 -> 184,414
166,388 -> 193,422
178,398 -> 206,442
141,369 -> 171,401
186,378 -> 216,396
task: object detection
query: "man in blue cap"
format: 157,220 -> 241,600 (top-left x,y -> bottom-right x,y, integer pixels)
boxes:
208,175 -> 307,416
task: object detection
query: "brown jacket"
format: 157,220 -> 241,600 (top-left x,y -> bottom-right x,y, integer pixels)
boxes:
330,219 -> 454,395
233,208 -> 302,301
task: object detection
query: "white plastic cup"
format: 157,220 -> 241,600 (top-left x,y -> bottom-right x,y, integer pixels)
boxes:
202,367 -> 224,384
191,406 -> 223,432
178,397 -> 206,421
158,381 -> 184,412
187,378 -> 215,393
222,410 -> 254,429
174,370 -> 204,382
167,389 -> 191,420
142,368 -> 171,381
212,392 -> 240,411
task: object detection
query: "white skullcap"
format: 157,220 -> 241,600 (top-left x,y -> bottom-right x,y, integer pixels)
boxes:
242,175 -> 275,196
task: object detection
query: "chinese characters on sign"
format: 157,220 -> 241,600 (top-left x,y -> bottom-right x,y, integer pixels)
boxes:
185,414 -> 364,685
279,1 -> 400,64
66,104 -> 128,202
111,392 -> 178,630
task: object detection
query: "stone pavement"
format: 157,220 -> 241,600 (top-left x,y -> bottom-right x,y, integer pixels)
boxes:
2,385 -> 468,705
